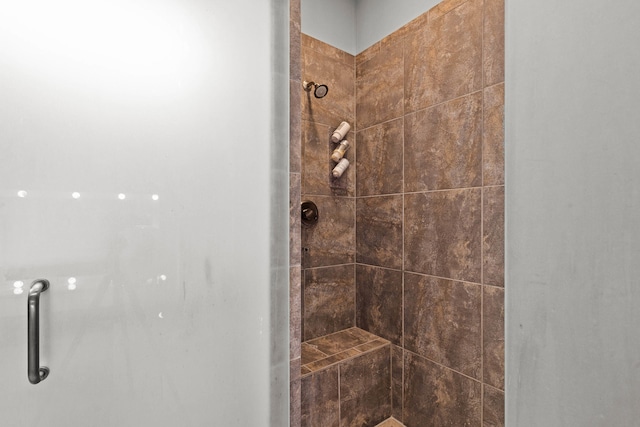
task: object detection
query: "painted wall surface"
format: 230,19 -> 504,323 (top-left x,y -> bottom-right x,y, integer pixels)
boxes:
506,0 -> 640,425
301,0 -> 356,54
355,0 -> 439,52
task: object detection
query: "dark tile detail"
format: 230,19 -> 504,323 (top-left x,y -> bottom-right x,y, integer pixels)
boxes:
404,189 -> 482,283
356,118 -> 404,196
303,265 -> 355,340
404,92 -> 482,192
290,266 -> 302,360
356,195 -> 403,270
484,0 -> 505,87
356,264 -> 403,345
405,0 -> 482,112
403,352 -> 481,427
290,0 -> 301,82
483,286 -> 504,390
302,40 -> 355,128
302,120 -> 354,197
391,345 -> 404,422
301,365 -> 340,427
290,80 -> 302,174
483,386 -> 505,427
483,186 -> 504,286
290,173 -> 301,266
404,273 -> 481,379
340,347 -> 392,427
483,84 -> 505,186
357,41 -> 404,129
301,196 -> 355,268
291,358 -> 301,427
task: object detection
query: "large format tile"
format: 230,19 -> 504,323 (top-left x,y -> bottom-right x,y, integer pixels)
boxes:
405,0 -> 482,112
302,40 -> 355,128
290,173 -> 301,265
356,195 -> 403,270
302,120 -> 355,197
404,189 -> 481,283
391,345 -> 403,422
356,118 -> 404,196
357,41 -> 404,129
301,365 -> 340,427
290,266 -> 302,360
404,92 -> 482,192
483,386 -> 505,427
484,0 -> 505,87
356,265 -> 403,345
483,84 -> 505,186
291,80 -> 302,174
483,286 -> 504,390
483,186 -> 504,286
340,346 -> 392,427
303,265 -> 355,340
302,196 -> 355,268
403,352 -> 481,426
404,273 -> 481,378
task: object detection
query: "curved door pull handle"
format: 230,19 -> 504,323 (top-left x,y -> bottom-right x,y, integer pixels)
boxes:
28,279 -> 50,384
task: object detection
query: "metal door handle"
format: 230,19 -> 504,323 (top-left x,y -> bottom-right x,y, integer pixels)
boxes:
28,279 -> 50,384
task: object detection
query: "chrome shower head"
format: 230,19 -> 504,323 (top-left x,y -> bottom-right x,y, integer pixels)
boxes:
303,80 -> 329,99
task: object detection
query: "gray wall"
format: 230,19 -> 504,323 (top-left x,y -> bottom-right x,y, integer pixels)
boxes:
301,0 -> 441,54
354,0 -> 439,52
301,0 -> 356,54
506,0 -> 640,425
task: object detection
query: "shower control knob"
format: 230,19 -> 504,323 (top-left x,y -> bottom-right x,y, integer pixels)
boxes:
301,201 -> 319,227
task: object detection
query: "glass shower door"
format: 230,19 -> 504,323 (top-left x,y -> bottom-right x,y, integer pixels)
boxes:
0,0 -> 289,425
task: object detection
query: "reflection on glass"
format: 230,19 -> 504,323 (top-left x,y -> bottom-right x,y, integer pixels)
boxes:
118,193 -> 126,200
158,312 -> 164,319
159,274 -> 167,281
152,194 -> 159,201
72,192 -> 81,199
17,190 -> 27,198
68,277 -> 77,285
68,283 -> 77,291
13,288 -> 24,295
13,280 -> 24,288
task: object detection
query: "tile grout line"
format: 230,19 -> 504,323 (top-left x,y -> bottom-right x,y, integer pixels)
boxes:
481,0 -> 486,424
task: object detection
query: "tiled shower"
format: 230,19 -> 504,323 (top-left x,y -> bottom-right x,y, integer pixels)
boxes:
290,0 -> 504,425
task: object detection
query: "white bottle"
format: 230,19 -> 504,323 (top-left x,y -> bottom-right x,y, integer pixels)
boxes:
332,158 -> 350,178
330,140 -> 351,162
331,121 -> 351,143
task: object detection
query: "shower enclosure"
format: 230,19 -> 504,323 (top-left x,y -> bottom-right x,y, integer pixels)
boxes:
0,0 -> 289,425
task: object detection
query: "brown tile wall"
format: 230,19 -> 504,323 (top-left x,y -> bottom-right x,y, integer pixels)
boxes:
354,0 -> 504,426
300,33 -> 357,343
296,0 -> 503,425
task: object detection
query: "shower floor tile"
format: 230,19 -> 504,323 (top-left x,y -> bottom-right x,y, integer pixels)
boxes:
301,327 -> 389,375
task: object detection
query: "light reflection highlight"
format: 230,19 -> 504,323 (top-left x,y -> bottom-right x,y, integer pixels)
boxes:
17,190 -> 27,198
72,192 -> 81,199
13,280 -> 24,288
152,194 -> 159,201
118,193 -> 126,200
14,288 -> 24,295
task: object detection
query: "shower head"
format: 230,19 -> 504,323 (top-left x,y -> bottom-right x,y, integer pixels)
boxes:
303,80 -> 329,99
